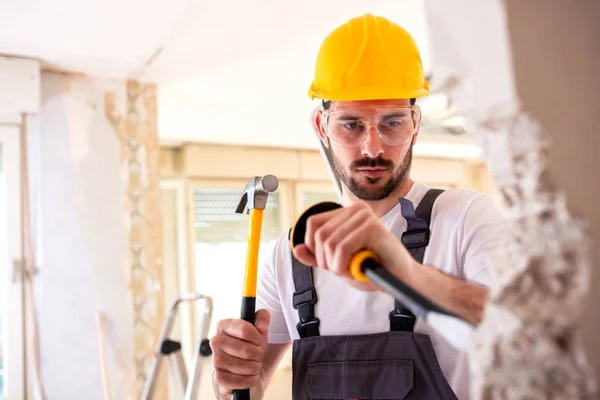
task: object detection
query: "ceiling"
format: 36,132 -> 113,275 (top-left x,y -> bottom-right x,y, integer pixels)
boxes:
0,0 -> 482,159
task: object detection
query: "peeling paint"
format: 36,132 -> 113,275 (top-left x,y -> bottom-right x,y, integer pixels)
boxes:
105,81 -> 166,398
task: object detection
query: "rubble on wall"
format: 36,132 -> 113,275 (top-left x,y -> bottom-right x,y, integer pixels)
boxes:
424,0 -> 598,397
469,110 -> 598,399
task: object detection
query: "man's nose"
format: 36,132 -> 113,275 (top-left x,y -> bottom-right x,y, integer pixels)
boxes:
361,125 -> 384,158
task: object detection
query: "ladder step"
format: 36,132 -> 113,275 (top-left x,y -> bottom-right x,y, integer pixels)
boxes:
200,338 -> 213,356
160,339 -> 182,355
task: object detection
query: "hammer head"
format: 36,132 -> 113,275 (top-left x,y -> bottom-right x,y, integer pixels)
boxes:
235,174 -> 279,214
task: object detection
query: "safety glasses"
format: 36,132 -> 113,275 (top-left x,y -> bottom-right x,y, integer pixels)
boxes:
322,105 -> 421,148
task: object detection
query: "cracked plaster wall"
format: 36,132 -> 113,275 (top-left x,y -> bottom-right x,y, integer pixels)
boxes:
28,72 -> 165,399
424,0 -> 599,398
503,2 -> 600,383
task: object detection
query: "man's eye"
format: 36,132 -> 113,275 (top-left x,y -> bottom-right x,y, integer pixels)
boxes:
386,120 -> 403,128
343,122 -> 360,130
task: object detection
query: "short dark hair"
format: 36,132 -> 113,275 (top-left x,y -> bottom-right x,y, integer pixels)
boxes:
322,98 -> 416,110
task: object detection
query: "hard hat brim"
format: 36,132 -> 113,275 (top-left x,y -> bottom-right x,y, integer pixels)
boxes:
308,83 -> 430,101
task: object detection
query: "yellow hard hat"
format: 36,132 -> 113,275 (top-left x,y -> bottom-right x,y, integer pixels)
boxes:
308,13 -> 430,101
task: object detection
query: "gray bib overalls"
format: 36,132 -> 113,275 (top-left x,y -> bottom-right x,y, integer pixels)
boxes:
290,189 -> 459,400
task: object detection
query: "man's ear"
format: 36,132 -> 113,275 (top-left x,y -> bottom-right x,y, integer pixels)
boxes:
314,110 -> 331,148
412,110 -> 422,145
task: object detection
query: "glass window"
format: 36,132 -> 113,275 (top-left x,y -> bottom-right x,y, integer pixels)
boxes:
193,185 -> 283,338
296,182 -> 340,214
299,190 -> 339,211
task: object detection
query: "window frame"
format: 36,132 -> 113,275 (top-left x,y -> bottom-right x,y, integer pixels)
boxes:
294,180 -> 341,216
158,178 -> 195,385
0,125 -> 24,400
184,178 -> 293,350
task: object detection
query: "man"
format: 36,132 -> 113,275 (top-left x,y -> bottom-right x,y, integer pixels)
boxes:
211,13 -> 502,399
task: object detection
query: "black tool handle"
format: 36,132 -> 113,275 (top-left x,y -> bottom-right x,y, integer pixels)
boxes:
232,296 -> 256,400
240,296 -> 256,325
232,389 -> 250,400
361,258 -> 464,321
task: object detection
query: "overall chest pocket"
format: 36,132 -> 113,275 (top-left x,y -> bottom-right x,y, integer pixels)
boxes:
306,359 -> 414,400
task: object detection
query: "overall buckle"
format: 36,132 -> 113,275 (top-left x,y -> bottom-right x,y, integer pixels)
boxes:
296,315 -> 320,338
293,288 -> 320,338
389,308 -> 416,332
401,228 -> 430,249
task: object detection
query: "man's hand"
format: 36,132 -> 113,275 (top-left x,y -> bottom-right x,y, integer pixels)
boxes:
292,202 -> 415,291
210,309 -> 271,398
293,201 -> 491,326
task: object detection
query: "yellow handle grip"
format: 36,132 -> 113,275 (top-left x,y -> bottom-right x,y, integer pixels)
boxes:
349,250 -> 380,282
243,208 -> 264,297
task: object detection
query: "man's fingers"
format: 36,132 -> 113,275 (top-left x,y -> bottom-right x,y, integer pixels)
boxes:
254,309 -> 271,336
213,368 -> 261,393
293,244 -> 317,267
323,209 -> 369,274
211,314 -> 271,396
212,351 -> 262,376
215,319 -> 263,346
306,207 -> 355,270
304,205 -> 371,272
210,334 -> 265,362
304,207 -> 346,254
315,208 -> 357,270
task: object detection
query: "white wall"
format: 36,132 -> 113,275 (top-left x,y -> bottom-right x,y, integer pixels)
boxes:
28,72 -> 135,400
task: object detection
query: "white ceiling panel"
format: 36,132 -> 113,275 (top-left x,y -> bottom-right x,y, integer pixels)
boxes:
0,0 -> 483,158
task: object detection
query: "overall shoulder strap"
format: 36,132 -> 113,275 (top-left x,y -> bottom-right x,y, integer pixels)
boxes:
390,189 -> 445,331
290,229 -> 320,338
415,188 -> 445,229
401,188 -> 445,263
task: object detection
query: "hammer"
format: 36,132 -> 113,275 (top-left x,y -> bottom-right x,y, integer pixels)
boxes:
290,201 -> 475,352
232,174 -> 279,400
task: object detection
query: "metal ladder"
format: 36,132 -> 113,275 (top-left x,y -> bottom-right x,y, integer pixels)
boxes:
142,293 -> 214,400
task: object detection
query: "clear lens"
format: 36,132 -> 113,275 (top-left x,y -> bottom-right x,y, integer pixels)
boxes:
323,105 -> 421,147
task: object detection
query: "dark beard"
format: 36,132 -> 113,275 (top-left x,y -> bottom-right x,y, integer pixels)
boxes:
332,146 -> 413,201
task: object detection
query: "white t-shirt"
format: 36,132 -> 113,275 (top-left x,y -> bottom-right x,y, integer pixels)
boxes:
256,181 -> 503,399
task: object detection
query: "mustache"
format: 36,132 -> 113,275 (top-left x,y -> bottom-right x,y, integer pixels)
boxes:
351,157 -> 394,170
